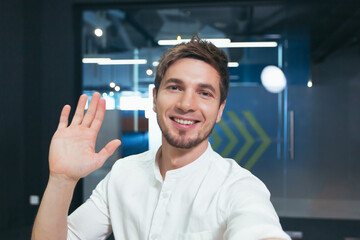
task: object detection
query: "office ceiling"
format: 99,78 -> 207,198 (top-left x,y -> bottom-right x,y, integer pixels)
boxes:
82,1 -> 360,64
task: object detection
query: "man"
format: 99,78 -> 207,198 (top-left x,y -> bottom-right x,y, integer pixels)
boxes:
32,37 -> 290,240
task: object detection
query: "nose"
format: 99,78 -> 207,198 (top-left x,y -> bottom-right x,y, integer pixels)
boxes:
176,90 -> 196,113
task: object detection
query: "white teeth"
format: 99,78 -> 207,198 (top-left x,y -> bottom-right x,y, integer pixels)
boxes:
174,118 -> 195,125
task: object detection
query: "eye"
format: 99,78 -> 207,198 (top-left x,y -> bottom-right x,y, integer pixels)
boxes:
200,91 -> 212,98
168,85 -> 180,91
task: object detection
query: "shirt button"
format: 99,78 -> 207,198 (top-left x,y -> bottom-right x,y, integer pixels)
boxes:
162,192 -> 169,198
151,233 -> 158,240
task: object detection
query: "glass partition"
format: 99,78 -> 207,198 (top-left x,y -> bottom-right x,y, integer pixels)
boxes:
79,2 -> 360,222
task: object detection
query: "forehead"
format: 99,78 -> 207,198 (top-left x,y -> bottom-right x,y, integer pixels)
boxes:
162,58 -> 221,88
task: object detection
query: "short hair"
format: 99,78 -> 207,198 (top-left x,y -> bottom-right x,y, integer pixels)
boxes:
154,35 -> 229,104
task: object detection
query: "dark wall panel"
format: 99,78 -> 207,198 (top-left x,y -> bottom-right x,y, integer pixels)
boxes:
23,0 -> 44,227
0,0 -> 25,230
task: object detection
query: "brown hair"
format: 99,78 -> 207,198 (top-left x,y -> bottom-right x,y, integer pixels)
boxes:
154,35 -> 229,104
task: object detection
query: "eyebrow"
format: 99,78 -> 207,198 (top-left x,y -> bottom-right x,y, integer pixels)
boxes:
163,78 -> 183,85
163,78 -> 217,94
198,83 -> 216,94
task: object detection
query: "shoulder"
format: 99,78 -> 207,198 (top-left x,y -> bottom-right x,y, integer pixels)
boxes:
88,150 -> 157,211
108,150 -> 156,178
209,151 -> 271,210
211,151 -> 268,193
214,157 -> 289,239
112,150 -> 156,168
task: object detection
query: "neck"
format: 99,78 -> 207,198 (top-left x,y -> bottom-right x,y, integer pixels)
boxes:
156,138 -> 208,180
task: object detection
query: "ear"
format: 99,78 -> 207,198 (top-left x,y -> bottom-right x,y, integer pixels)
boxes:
216,100 -> 226,123
152,88 -> 157,113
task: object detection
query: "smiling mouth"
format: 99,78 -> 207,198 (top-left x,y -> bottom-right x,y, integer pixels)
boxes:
171,117 -> 199,125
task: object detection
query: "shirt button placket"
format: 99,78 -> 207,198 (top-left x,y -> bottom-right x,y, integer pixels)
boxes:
151,233 -> 159,240
148,179 -> 174,240
161,192 -> 169,199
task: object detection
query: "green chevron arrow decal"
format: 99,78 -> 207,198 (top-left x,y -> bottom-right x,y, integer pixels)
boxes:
211,110 -> 271,170
210,129 -> 222,151
243,111 -> 271,169
227,111 -> 254,163
218,120 -> 238,157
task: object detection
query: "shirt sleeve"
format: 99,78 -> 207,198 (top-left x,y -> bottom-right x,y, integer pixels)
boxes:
222,176 -> 291,240
67,173 -> 112,240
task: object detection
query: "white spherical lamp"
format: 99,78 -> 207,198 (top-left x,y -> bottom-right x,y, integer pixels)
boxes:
261,65 -> 287,94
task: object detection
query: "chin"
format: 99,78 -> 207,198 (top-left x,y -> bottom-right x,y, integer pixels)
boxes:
165,135 -> 207,149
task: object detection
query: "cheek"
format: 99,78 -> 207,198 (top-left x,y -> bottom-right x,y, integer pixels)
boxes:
200,102 -> 219,117
155,94 -> 170,113
159,91 -> 178,104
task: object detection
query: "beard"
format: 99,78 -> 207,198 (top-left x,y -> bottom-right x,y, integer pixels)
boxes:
158,117 -> 216,149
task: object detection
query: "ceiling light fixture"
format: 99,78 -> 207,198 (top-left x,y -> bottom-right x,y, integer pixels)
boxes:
109,82 -> 116,88
158,38 -> 231,46
97,59 -> 147,65
228,62 -> 239,67
217,42 -> 278,48
146,69 -> 153,76
82,58 -> 111,63
94,28 -> 103,37
82,58 -> 147,65
158,38 -> 277,48
307,80 -> 313,88
261,65 -> 287,93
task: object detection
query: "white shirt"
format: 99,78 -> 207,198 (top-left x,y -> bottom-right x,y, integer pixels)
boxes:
68,144 -> 290,240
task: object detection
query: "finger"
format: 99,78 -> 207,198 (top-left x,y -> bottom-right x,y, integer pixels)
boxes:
95,139 -> 121,168
57,105 -> 71,130
70,94 -> 88,126
82,92 -> 101,127
90,98 -> 106,132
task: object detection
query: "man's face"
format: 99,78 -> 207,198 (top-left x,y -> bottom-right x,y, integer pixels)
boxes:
153,58 -> 226,149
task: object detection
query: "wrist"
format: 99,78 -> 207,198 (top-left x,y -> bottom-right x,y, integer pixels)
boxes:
49,173 -> 79,188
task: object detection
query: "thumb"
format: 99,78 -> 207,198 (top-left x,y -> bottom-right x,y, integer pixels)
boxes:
96,139 -> 122,168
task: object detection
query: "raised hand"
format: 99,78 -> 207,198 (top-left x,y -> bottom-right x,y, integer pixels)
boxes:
49,92 -> 121,182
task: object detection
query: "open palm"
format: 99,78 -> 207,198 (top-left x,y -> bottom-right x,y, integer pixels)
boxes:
49,93 -> 121,182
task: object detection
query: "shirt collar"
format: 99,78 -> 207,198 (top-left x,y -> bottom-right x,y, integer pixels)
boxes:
153,142 -> 215,182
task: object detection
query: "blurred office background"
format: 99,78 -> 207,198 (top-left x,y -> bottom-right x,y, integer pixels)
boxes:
1,0 -> 360,239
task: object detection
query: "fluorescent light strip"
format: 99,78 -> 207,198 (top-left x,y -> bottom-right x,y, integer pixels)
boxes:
228,62 -> 239,67
217,42 -> 278,48
82,58 -> 111,63
98,59 -> 147,65
82,58 -> 147,65
158,39 -> 188,45
158,38 -> 231,46
158,39 -> 277,48
153,60 -> 239,68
